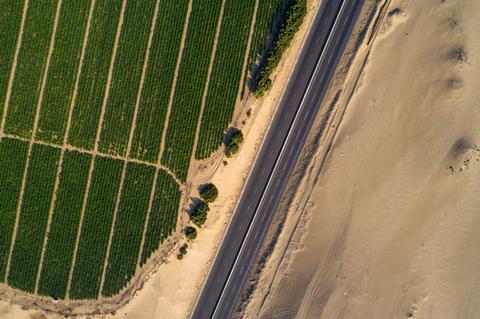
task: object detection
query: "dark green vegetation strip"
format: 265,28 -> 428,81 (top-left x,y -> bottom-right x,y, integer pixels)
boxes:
8,144 -> 60,293
4,0 -> 56,138
195,0 -> 256,159
0,0 -> 25,120
35,0 -> 91,145
130,0 -> 189,163
141,170 -> 181,265
68,0 -> 122,150
98,1 -> 156,156
0,138 -> 28,281
70,156 -> 122,300
249,0 -> 285,72
161,0 -> 223,182
38,151 -> 91,299
253,0 -> 307,97
102,163 -> 154,297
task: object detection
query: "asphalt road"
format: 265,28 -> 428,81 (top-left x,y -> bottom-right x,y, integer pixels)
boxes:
190,1 -> 364,318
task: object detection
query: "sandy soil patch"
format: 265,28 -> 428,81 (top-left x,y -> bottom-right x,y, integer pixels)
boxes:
245,0 -> 480,318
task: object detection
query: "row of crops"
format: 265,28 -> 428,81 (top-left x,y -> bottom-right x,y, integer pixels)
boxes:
129,0 -> 190,163
0,138 -> 28,281
98,1 -> 156,157
35,0 -> 91,145
67,0 -> 123,150
141,170 -> 181,265
70,156 -> 123,300
3,0 -> 57,138
0,0 -> 25,121
38,151 -> 92,299
195,0 -> 257,159
161,0 -> 223,182
8,144 -> 60,292
102,163 -> 155,297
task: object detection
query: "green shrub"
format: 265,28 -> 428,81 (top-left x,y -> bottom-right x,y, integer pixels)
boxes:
225,130 -> 244,157
184,226 -> 197,240
190,201 -> 209,227
179,243 -> 188,255
253,0 -> 307,97
199,183 -> 218,203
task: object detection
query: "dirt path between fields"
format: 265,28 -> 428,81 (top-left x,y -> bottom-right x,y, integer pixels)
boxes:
0,0 -> 29,138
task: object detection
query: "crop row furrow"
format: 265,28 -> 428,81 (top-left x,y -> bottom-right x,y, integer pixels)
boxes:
130,0 -> 190,163
7,144 -> 61,292
35,0 -> 91,145
102,163 -> 155,297
38,151 -> 91,299
3,0 -> 56,138
97,1 -> 156,157
196,0 -> 257,159
0,0 -> 26,124
67,0 -> 123,150
161,0 -> 224,182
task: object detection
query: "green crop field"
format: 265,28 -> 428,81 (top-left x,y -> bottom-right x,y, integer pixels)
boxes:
0,0 -> 289,301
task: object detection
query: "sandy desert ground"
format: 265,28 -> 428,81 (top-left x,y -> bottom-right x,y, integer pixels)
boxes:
244,0 -> 480,318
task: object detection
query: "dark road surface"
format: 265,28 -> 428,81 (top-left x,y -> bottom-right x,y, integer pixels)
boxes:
191,1 -> 364,318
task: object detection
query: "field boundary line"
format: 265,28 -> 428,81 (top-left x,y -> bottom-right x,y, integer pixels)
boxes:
188,0 -> 227,181
235,0 -> 259,108
5,0 -> 62,284
158,0 -> 193,160
3,133 -> 182,185
0,0 -> 29,139
65,0 -> 127,300
35,0 -> 96,297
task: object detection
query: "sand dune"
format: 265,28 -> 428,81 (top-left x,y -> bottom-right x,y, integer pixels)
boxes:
246,0 -> 480,318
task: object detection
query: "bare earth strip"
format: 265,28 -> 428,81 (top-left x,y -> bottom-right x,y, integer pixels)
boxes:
0,0 -> 29,138
4,0 -> 62,282
187,0 -> 227,181
158,0 -> 193,159
65,0 -> 127,299
97,0 -> 163,297
34,0 -> 97,296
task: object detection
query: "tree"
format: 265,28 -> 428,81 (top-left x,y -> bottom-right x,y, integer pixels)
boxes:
179,243 -> 188,255
190,201 -> 209,227
184,226 -> 197,240
199,183 -> 218,203
225,129 -> 243,157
